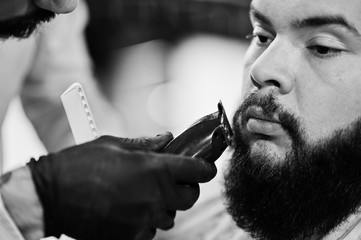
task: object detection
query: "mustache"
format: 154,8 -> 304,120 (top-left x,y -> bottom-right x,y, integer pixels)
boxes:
0,8 -> 56,39
233,92 -> 302,144
240,92 -> 279,118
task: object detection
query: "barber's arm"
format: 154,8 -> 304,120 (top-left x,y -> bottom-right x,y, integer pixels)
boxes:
0,132 -> 217,240
21,0 -> 125,153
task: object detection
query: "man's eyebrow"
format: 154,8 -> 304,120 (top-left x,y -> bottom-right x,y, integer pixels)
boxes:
249,4 -> 361,37
249,5 -> 272,27
292,16 -> 361,37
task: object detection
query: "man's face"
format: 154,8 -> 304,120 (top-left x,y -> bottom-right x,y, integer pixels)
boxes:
0,0 -> 78,38
225,0 -> 361,239
241,0 -> 361,159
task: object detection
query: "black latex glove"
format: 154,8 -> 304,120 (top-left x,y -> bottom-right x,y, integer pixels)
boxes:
27,133 -> 217,240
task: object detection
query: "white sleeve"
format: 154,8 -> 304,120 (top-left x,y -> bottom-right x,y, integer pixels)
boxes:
0,194 -> 25,240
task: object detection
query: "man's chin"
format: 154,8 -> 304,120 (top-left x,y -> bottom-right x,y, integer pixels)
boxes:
247,136 -> 292,162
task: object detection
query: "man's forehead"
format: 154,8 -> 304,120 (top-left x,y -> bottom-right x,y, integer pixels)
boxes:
251,0 -> 361,31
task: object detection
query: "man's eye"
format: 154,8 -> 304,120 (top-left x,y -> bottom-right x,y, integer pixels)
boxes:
307,45 -> 343,58
313,45 -> 333,54
246,33 -> 273,46
257,35 -> 269,43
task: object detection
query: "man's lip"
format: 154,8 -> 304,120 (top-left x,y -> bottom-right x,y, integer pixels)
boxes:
245,106 -> 280,123
244,107 -> 284,137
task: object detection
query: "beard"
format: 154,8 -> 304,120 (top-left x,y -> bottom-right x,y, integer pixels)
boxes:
224,93 -> 361,240
0,8 -> 56,39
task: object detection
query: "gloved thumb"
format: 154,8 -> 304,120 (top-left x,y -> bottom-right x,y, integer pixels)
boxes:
116,132 -> 173,152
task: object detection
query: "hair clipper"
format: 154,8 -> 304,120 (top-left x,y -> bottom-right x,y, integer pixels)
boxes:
162,101 -> 233,162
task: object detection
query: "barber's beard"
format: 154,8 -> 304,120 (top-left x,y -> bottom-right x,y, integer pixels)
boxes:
224,93 -> 361,240
0,8 -> 55,39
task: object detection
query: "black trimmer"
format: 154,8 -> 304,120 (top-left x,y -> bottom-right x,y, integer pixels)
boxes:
162,101 -> 233,162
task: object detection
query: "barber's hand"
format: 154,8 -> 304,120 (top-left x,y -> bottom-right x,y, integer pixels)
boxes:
27,132 -> 217,240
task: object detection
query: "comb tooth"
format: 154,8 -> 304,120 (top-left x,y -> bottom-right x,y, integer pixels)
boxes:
61,83 -> 99,145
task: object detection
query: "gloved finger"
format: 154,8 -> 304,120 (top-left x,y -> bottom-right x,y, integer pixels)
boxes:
168,209 -> 176,219
167,184 -> 200,211
117,132 -> 173,151
166,156 -> 217,184
151,210 -> 176,230
149,199 -> 176,230
159,211 -> 176,230
134,228 -> 157,240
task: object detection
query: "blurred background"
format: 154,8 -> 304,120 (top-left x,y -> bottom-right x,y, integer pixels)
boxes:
2,0 -> 251,173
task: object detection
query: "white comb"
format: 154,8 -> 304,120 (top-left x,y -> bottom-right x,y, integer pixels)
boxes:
61,83 -> 99,145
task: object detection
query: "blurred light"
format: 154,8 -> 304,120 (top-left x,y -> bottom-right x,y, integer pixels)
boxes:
147,82 -> 193,128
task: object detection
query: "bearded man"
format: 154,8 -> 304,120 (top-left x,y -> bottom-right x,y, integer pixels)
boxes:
155,0 -> 361,239
225,0 -> 361,239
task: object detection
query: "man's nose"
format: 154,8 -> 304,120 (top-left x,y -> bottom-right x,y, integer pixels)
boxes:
250,39 -> 295,95
34,0 -> 78,13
